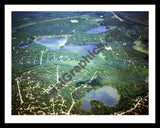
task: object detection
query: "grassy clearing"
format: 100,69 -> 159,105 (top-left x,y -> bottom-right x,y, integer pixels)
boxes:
98,52 -> 105,60
133,40 -> 148,54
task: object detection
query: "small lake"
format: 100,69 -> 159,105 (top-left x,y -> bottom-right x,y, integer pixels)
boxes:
94,19 -> 104,22
22,17 -> 30,20
21,45 -> 29,48
34,36 -> 97,56
87,25 -> 110,34
82,86 -> 119,110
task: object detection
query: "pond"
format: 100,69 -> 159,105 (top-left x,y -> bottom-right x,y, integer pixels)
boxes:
94,19 -> 104,22
34,36 -> 97,56
22,17 -> 30,20
87,25 -> 110,34
21,45 -> 29,48
82,86 -> 119,110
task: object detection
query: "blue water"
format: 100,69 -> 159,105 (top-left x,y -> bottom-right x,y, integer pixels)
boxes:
87,25 -> 110,34
82,86 -> 119,110
22,17 -> 30,20
55,44 -> 96,56
34,36 -> 97,56
21,45 -> 29,48
34,36 -> 68,49
94,19 -> 104,22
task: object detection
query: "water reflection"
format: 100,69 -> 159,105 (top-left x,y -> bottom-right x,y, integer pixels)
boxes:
87,25 -> 110,34
82,86 -> 119,110
34,36 -> 97,56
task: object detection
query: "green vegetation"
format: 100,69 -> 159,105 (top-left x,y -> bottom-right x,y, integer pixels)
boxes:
133,40 -> 148,54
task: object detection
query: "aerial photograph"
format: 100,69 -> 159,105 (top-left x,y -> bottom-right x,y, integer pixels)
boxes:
12,11 -> 149,115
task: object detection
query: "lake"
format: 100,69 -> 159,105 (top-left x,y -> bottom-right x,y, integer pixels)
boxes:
54,44 -> 96,56
82,86 -> 119,110
21,45 -> 29,48
22,17 -> 30,20
87,25 -> 110,34
34,36 -> 97,56
34,36 -> 68,49
94,19 -> 104,22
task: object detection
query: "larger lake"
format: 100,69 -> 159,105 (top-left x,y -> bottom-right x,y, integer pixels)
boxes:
34,36 -> 97,56
54,44 -> 96,56
82,86 -> 119,110
87,25 -> 110,34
